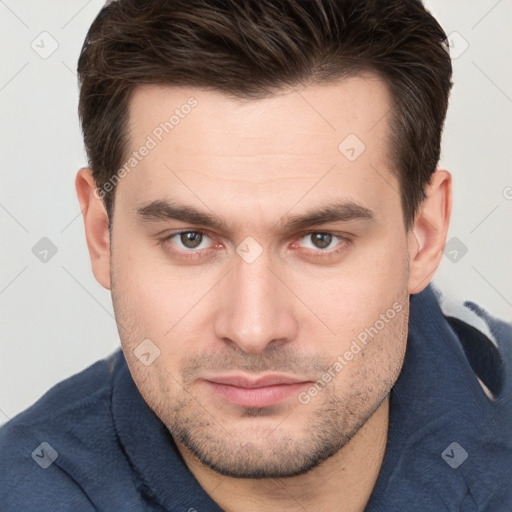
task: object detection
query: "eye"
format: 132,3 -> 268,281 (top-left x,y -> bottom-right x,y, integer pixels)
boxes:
297,232 -> 345,251
164,230 -> 213,251
158,229 -> 351,262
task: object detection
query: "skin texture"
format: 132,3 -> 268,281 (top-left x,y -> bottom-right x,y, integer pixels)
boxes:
76,74 -> 451,512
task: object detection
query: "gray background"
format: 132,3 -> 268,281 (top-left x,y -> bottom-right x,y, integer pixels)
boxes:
1,0 -> 511,422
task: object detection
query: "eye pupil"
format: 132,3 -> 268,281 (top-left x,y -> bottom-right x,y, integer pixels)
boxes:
312,233 -> 332,249
180,232 -> 202,249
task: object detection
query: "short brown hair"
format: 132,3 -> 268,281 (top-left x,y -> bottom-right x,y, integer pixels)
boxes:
77,0 -> 453,229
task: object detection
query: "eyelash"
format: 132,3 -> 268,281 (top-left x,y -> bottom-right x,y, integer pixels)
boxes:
158,230 -> 352,261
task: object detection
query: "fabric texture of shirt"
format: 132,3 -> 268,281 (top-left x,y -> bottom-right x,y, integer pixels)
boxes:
1,284 -> 511,511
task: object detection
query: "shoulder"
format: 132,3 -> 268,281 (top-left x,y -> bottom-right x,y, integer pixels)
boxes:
437,289 -> 512,405
0,349 -> 124,511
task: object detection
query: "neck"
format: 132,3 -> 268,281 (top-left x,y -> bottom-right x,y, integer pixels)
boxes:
177,396 -> 390,512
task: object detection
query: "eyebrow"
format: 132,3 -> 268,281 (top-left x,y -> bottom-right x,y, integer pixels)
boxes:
136,199 -> 375,233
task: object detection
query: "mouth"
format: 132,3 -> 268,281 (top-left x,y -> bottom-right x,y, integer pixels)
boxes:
202,374 -> 311,408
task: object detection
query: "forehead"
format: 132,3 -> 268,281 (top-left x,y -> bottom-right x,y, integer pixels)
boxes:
127,73 -> 392,156
119,75 -> 399,228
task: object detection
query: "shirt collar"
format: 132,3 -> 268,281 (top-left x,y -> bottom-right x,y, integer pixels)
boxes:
366,284 -> 507,510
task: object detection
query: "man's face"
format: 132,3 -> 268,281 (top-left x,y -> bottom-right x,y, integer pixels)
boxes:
110,75 -> 412,478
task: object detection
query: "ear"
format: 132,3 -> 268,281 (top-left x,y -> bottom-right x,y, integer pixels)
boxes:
75,168 -> 111,290
407,169 -> 452,294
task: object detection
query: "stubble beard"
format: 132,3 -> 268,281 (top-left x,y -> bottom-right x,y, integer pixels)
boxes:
110,260 -> 409,479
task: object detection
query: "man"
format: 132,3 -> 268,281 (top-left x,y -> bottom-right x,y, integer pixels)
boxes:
1,0 -> 511,510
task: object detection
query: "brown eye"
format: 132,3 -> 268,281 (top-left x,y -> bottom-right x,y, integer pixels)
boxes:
294,232 -> 351,257
180,231 -> 203,249
310,233 -> 332,249
159,230 -> 220,260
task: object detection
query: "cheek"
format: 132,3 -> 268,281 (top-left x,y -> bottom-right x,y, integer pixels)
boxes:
290,230 -> 408,347
111,245 -> 220,384
111,259 -> 188,407
334,295 -> 408,391
111,236 -> 182,331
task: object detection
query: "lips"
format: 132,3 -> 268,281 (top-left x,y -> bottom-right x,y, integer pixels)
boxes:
203,374 -> 311,408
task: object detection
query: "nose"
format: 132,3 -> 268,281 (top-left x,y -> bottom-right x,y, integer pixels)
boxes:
213,251 -> 298,354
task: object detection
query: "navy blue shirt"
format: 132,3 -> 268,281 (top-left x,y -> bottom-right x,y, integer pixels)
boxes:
1,285 -> 511,511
